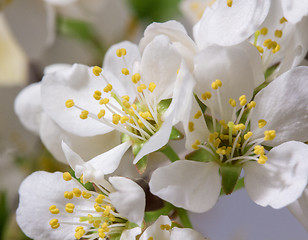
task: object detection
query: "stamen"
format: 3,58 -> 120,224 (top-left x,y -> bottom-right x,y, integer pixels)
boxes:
93,66 -> 102,76
188,121 -> 194,132
227,0 -> 232,7
65,99 -> 75,108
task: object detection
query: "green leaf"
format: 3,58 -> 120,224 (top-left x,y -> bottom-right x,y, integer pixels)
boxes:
135,155 -> 148,174
185,148 -> 215,162
169,127 -> 184,140
220,164 -> 242,195
144,202 -> 174,223
157,98 -> 172,115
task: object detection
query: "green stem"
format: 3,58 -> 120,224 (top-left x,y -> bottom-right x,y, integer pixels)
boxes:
160,144 -> 180,162
176,208 -> 193,228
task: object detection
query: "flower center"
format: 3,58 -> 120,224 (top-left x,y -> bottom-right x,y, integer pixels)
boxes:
190,79 -> 276,165
48,172 -> 128,240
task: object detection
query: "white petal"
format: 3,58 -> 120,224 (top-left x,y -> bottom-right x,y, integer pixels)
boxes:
133,113 -> 174,164
194,42 -> 264,121
194,0 -> 270,48
140,35 -> 182,102
14,82 -> 42,135
103,41 -> 140,99
61,141 -> 85,177
244,141 -> 308,209
170,227 -> 206,240
109,176 -> 145,226
44,63 -> 72,74
120,227 -> 142,240
280,0 -> 308,23
287,188 -> 308,232
149,160 -> 221,213
139,216 -> 171,240
41,64 -> 115,136
16,171 -> 91,240
250,66 -> 308,145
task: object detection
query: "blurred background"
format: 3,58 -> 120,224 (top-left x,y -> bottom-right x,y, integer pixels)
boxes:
0,0 -> 307,239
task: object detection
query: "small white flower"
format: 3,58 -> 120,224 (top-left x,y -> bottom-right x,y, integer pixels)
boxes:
16,171 -> 145,240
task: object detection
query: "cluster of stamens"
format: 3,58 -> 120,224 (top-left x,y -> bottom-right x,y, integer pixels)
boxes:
65,48 -> 163,143
49,172 -> 127,240
189,79 -> 276,165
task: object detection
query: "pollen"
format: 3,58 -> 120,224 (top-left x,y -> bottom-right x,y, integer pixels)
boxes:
138,119 -> 144,128
247,101 -> 256,109
192,139 -> 201,150
137,84 -> 147,92
234,123 -> 245,131
275,30 -> 283,38
122,95 -> 130,101
121,68 -> 130,75
258,119 -> 267,128
82,191 -> 92,199
116,48 -> 127,57
239,95 -> 247,106
49,205 -> 60,214
120,116 -> 129,124
112,114 -> 121,125
75,226 -> 85,239
149,82 -> 156,92
65,99 -> 75,108
201,91 -> 212,100
272,44 -> 280,53
131,73 -> 141,83
49,218 -> 60,229
244,131 -> 253,140
219,120 -> 228,129
73,188 -> 81,197
95,194 -> 105,204
103,84 -> 113,93
280,17 -> 288,24
93,90 -> 102,100
97,109 -> 106,119
258,154 -> 268,164
229,98 -> 236,107
194,110 -> 202,119
227,0 -> 232,7
254,145 -> 265,155
99,98 -> 109,105
264,130 -> 276,141
260,27 -> 268,35
256,46 -> 264,53
63,172 -> 72,181
65,203 -> 75,213
64,191 -> 74,199
80,110 -> 89,120
93,66 -> 102,76
188,121 -> 194,132
263,39 -> 272,48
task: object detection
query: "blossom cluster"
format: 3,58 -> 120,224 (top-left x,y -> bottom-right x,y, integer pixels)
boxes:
14,0 -> 308,239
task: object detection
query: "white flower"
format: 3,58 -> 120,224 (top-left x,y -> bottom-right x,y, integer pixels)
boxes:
40,36 -> 195,168
149,43 -> 308,213
16,171 -> 145,240
121,215 -> 206,240
14,64 -> 120,164
288,187 -> 308,232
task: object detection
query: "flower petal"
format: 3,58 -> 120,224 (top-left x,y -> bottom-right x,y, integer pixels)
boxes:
280,0 -> 308,23
170,227 -> 206,240
149,160 -> 221,213
139,216 -> 171,240
193,0 -> 270,48
109,176 -> 145,226
244,141 -> 308,209
250,66 -> 308,145
120,227 -> 142,240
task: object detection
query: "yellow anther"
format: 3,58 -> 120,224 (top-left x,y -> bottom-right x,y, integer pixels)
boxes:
112,114 -> 121,125
72,188 -> 81,197
93,66 -> 102,76
216,147 -> 226,155
122,100 -> 131,108
275,29 -> 283,38
148,237 -> 154,240
260,27 -> 268,35
226,146 -> 232,155
264,130 -> 276,141
120,116 -> 129,124
258,119 -> 267,128
177,68 -> 180,74
95,194 -> 105,204
247,101 -> 256,109
280,17 -> 288,24
94,203 -> 103,212
229,98 -> 236,107
263,39 -> 272,47
149,82 -> 156,92
103,84 -> 113,93
211,81 -> 218,90
75,226 -> 84,232
272,44 -> 280,53
116,48 -> 127,57
256,46 -> 264,53
194,110 -> 202,119
215,79 -> 222,87
137,84 -> 147,92
65,99 -> 75,108
239,95 -> 247,106
99,98 -> 109,105
269,41 -> 278,50
219,120 -> 228,129
75,226 -> 85,240
120,48 -> 127,56
192,139 -> 201,150
49,219 -> 60,229
93,90 -> 102,100
131,73 -> 141,83
220,134 -> 229,140
128,108 -> 135,116
121,68 -> 130,75
201,91 -> 212,100
80,110 -> 89,120
93,219 -> 101,227
82,191 -> 91,199
258,154 -> 268,164
99,231 -> 106,238
188,121 -> 195,132
65,203 -> 75,213
80,175 -> 84,184
244,131 -> 253,140
122,95 -> 130,101
234,123 -> 245,131
132,104 -> 137,110
49,205 -> 60,214
87,214 -> 94,224
227,0 -> 232,7
97,109 -> 106,119
64,191 -> 74,199
104,205 -> 111,216
138,119 -> 144,128
254,145 -> 265,155
213,138 -> 221,148
63,172 -> 72,181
